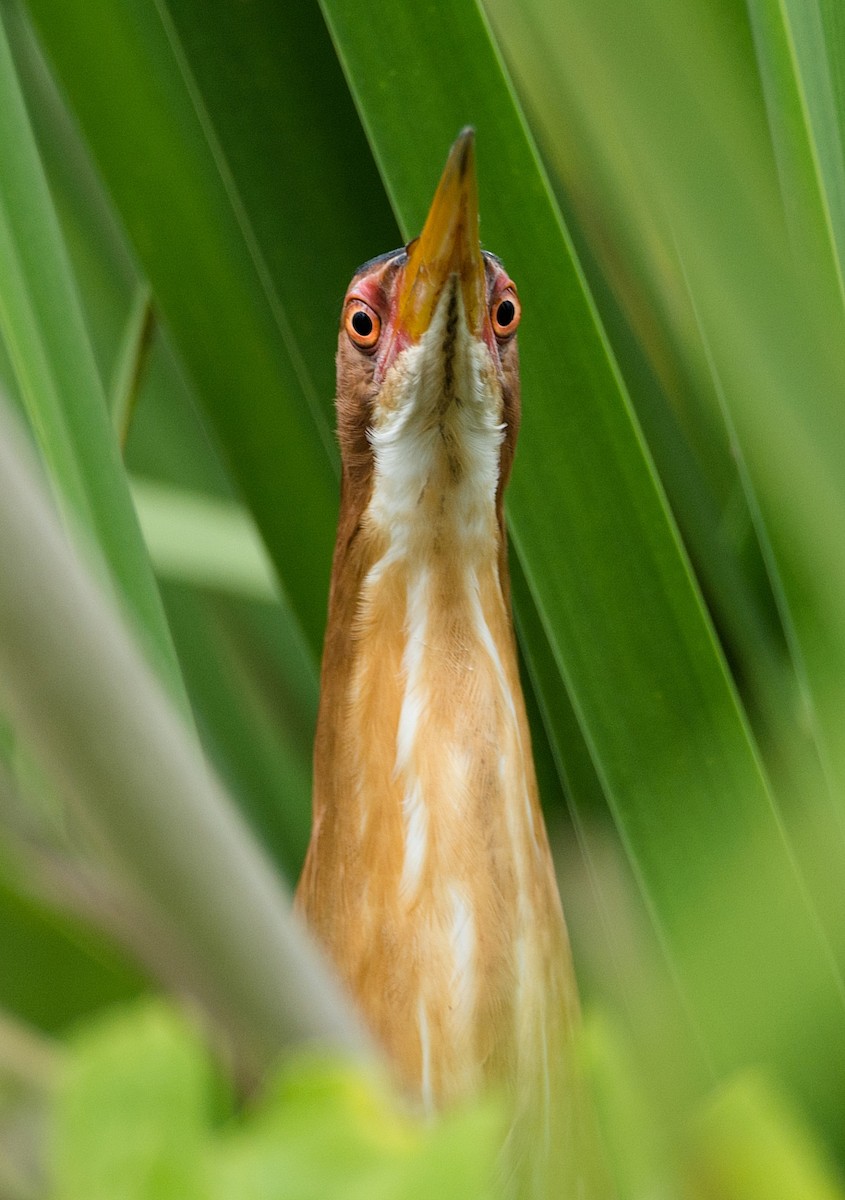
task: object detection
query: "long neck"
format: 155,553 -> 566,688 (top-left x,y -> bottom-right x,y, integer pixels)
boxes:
315,363 -> 520,850
303,382 -> 570,1100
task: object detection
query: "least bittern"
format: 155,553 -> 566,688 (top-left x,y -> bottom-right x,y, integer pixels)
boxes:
298,130 -> 579,1178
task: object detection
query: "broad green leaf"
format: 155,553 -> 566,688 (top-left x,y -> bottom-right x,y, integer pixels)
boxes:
551,204 -> 798,773
52,1002 -> 209,1200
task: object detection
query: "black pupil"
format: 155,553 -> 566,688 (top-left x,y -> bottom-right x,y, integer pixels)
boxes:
351,309 -> 374,338
496,299 -> 515,328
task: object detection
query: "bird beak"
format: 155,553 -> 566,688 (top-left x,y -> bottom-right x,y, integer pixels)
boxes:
395,128 -> 485,342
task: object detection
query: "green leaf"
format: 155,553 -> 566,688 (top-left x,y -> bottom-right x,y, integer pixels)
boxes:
209,1057 -> 499,1200
0,4 -> 186,709
3,0 -> 139,388
50,999 -> 499,1200
688,1072 -> 845,1200
580,1011 -> 672,1200
111,284 -> 154,446
747,0 -> 845,311
52,1002 -> 209,1200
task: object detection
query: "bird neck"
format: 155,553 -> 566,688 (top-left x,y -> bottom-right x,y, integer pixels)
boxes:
304,398 -> 573,1119
320,380 -> 516,796
313,383 -> 533,896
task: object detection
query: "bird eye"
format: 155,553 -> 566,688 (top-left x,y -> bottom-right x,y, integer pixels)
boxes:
344,299 -> 381,350
491,288 -> 521,340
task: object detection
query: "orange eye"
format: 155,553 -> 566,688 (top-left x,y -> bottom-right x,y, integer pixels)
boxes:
491,288 -> 521,340
344,299 -> 381,350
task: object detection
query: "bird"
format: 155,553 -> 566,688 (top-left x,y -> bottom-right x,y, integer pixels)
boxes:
297,129 -> 581,1186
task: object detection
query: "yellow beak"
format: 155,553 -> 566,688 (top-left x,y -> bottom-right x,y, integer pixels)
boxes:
395,128 -> 485,341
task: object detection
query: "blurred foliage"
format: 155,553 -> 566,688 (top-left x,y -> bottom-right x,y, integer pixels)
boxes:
0,0 -> 841,1195
50,1001 -> 500,1200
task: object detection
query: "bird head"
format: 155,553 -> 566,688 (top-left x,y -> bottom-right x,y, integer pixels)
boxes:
334,129 -> 523,549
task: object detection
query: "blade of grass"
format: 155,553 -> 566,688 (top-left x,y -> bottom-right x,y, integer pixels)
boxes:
111,284 -> 154,448
2,0 -> 138,390
738,0 -> 845,816
548,199 -> 797,763
746,0 -> 845,312
0,6 -> 188,711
